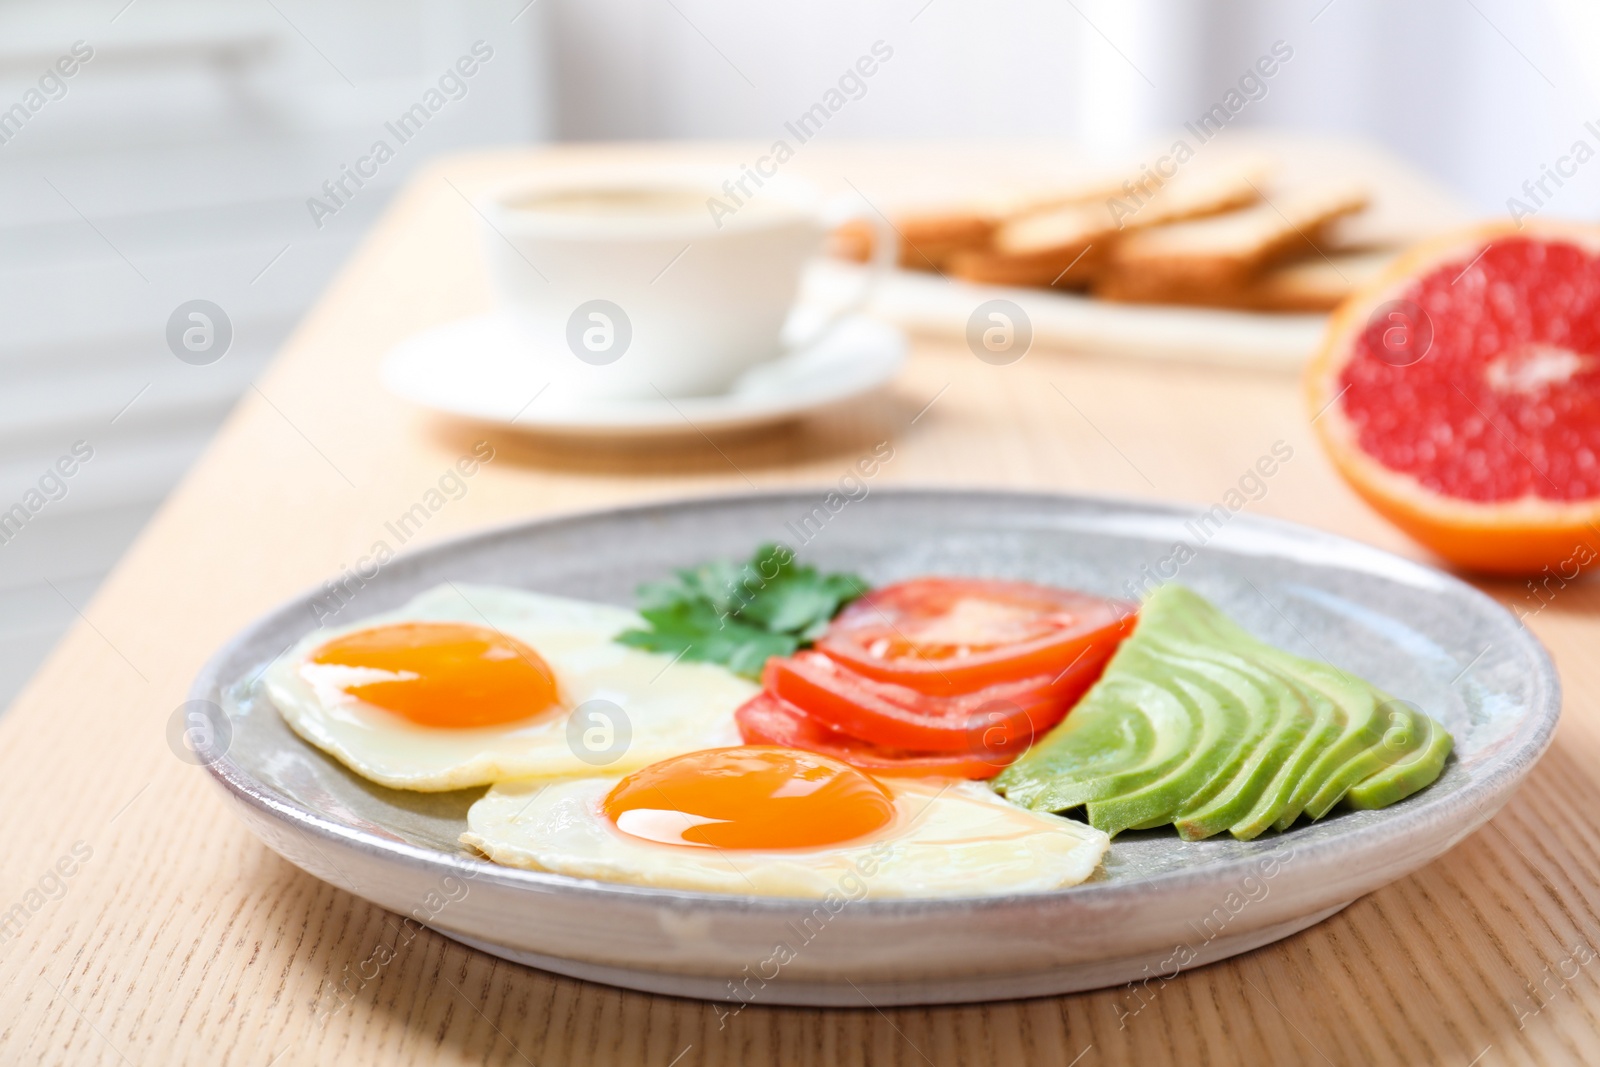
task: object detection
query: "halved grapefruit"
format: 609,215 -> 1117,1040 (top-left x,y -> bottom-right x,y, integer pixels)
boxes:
1307,220 -> 1600,576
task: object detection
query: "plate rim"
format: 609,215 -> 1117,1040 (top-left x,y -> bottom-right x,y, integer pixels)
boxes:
379,313 -> 907,434
194,486 -> 1562,915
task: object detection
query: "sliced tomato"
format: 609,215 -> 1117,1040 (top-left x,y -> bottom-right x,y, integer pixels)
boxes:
763,648 -> 1109,754
815,578 -> 1135,696
734,692 -> 1011,779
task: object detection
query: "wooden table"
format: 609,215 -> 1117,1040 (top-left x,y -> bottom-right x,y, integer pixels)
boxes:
3,142 -> 1596,1066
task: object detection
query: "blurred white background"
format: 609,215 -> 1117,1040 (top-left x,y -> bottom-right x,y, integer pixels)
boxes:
0,0 -> 1595,704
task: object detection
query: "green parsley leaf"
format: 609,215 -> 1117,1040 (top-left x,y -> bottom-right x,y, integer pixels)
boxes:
614,543 -> 867,679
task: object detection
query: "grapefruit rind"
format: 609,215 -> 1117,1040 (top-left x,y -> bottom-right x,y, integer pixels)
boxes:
1306,219 -> 1600,576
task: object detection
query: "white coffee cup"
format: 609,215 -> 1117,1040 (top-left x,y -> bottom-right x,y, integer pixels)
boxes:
476,165 -> 886,401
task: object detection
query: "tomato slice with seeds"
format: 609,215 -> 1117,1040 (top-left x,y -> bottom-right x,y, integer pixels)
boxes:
815,578 -> 1135,696
763,646 -> 1112,754
733,693 -> 1009,779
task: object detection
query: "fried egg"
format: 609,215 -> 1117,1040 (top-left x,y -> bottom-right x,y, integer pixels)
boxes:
264,584 -> 754,791
461,746 -> 1110,897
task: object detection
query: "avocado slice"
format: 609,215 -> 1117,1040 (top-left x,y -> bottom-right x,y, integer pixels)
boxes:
1304,697 -> 1452,814
1173,655 -> 1316,841
1299,697 -> 1430,819
1225,667 -> 1342,839
1084,663 -> 1254,836
1140,640 -> 1284,831
1178,638 -> 1408,831
1250,656 -> 1390,830
1345,708 -> 1453,808
992,651 -> 1196,812
994,584 -> 1454,840
1125,590 -> 1358,838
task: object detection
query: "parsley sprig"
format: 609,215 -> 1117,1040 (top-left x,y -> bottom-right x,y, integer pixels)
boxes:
615,543 -> 867,679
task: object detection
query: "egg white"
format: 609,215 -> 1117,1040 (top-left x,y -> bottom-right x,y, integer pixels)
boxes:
461,775 -> 1110,897
264,583 -> 754,791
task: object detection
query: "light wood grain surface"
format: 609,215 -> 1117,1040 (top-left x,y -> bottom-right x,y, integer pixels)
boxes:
1,141 -> 1596,1067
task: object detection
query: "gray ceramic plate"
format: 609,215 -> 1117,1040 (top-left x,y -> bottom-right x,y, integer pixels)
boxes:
192,490 -> 1559,1007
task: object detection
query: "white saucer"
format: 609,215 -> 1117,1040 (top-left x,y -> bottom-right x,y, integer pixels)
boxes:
380,313 -> 907,438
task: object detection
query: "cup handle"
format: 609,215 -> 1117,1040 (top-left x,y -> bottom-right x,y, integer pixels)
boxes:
785,190 -> 896,352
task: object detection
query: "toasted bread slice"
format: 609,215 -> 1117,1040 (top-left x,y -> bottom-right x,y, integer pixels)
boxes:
826,210 -> 1001,272
896,212 -> 1001,270
1102,157 -> 1271,231
988,202 -> 1120,266
1241,249 -> 1395,311
889,173 -> 1137,271
994,158 -> 1272,261
1101,184 -> 1370,292
947,242 -> 1106,289
1096,248 -> 1395,312
983,173 -> 1143,220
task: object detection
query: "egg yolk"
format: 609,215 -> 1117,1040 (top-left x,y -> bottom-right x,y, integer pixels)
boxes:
603,746 -> 896,850
310,622 -> 559,729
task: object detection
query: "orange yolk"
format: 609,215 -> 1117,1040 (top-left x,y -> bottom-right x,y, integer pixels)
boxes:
603,746 -> 896,851
310,622 -> 559,729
